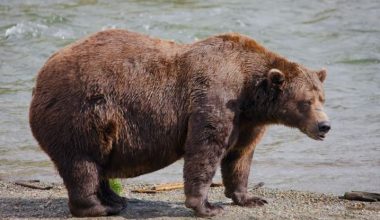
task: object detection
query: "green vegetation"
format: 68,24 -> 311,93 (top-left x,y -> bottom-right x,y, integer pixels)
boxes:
108,178 -> 123,195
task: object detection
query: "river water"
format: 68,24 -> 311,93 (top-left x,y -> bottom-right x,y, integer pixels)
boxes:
0,0 -> 379,195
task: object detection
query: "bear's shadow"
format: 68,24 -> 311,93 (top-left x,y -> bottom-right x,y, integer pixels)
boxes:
121,198 -> 193,218
0,197 -> 193,219
0,197 -> 69,218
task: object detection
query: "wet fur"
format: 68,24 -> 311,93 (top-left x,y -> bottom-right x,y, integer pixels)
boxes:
29,29 -> 327,217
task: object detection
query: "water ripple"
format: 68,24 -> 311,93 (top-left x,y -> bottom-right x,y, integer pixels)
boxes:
5,22 -> 48,39
335,58 -> 380,65
4,21 -> 75,40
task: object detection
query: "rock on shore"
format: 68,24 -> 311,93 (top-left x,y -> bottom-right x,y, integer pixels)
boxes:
0,181 -> 379,219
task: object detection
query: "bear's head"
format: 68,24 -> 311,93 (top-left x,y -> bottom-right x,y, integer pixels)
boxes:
265,64 -> 331,140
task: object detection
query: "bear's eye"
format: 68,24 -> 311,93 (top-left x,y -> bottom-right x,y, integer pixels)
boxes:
298,100 -> 312,111
319,96 -> 325,103
303,100 -> 312,106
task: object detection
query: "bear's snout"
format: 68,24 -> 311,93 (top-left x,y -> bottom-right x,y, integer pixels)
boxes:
317,121 -> 331,139
318,121 -> 331,133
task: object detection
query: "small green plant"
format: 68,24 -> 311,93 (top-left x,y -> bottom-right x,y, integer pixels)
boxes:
109,178 -> 123,195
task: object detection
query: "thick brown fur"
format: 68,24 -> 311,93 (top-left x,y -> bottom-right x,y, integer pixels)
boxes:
29,29 -> 330,217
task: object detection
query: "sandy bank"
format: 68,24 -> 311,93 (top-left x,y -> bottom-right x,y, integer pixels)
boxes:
0,181 -> 379,219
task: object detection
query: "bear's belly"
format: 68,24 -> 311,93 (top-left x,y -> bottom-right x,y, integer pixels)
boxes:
104,142 -> 184,178
102,98 -> 188,178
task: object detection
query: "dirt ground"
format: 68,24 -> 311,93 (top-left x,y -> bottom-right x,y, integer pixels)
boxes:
0,180 -> 379,219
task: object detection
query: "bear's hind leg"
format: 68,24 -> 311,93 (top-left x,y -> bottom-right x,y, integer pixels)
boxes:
98,179 -> 127,209
58,157 -> 123,217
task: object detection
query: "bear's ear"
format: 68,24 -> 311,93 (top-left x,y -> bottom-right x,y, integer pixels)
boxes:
316,68 -> 327,83
268,68 -> 285,88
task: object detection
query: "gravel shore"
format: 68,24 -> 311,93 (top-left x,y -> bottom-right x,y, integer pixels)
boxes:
0,180 -> 379,219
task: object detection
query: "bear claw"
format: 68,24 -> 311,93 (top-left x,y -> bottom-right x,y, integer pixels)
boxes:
234,196 -> 268,207
194,201 -> 224,217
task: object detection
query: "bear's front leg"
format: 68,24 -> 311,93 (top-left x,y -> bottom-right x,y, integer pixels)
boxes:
183,112 -> 232,217
221,125 -> 268,207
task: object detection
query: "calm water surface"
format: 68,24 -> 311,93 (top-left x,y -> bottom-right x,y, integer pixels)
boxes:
0,0 -> 379,194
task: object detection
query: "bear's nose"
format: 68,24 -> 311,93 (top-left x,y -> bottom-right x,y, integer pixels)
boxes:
318,121 -> 331,133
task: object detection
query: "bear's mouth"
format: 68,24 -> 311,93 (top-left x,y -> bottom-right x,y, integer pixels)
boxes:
317,133 -> 326,141
308,133 -> 325,141
303,129 -> 326,141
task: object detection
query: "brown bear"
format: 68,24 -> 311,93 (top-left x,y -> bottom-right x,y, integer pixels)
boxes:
29,29 -> 331,217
